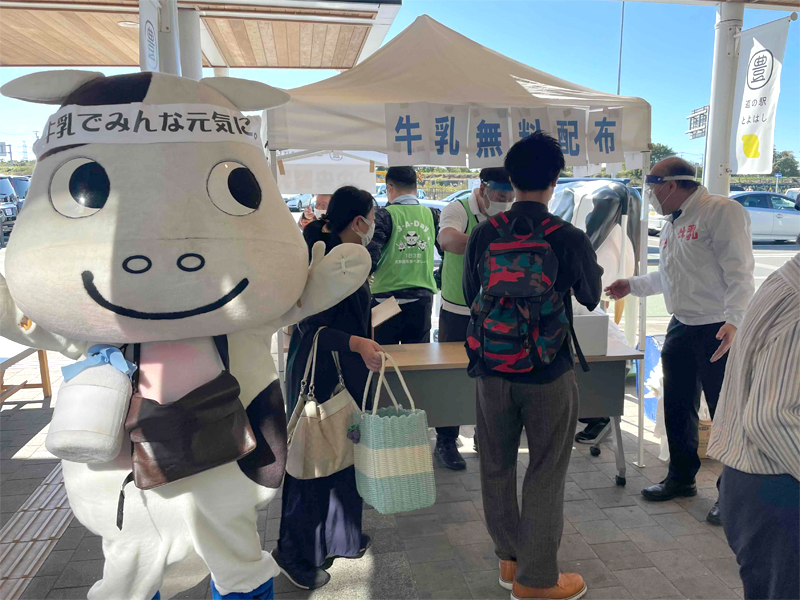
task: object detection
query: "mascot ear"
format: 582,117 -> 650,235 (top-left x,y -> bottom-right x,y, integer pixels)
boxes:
0,70 -> 105,104
200,77 -> 291,111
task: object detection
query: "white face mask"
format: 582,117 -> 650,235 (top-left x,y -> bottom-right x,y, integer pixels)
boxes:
485,201 -> 512,217
643,174 -> 696,215
354,217 -> 375,246
313,208 -> 326,220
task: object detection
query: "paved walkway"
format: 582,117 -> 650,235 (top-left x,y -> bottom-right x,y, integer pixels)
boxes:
0,352 -> 743,600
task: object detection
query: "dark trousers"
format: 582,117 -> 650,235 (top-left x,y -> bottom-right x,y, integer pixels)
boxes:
373,294 -> 433,346
436,308 -> 472,443
661,318 -> 728,485
720,466 -> 800,600
476,371 -> 579,588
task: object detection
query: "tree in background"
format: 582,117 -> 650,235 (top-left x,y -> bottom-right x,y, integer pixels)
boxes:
650,143 -> 677,166
0,160 -> 36,176
772,148 -> 800,177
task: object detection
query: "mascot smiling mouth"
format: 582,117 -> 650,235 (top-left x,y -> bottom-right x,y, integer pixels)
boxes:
82,271 -> 249,320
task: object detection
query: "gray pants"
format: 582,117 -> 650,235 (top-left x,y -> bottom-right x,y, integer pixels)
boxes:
476,370 -> 579,588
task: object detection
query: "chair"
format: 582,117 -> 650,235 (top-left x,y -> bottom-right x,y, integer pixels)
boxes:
0,349 -> 53,405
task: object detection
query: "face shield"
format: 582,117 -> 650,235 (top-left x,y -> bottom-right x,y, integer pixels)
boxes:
643,174 -> 696,215
482,180 -> 515,216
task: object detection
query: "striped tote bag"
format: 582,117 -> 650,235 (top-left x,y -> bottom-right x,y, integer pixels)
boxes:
353,352 -> 436,514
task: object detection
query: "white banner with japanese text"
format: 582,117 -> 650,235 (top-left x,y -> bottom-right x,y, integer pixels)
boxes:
730,18 -> 791,174
588,108 -> 624,163
468,107 -> 510,168
510,107 -> 551,143
385,102 -> 431,166
547,107 -> 588,167
427,104 -> 468,166
32,103 -> 263,159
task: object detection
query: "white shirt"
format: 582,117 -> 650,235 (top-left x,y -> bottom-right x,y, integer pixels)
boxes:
627,186 -> 755,328
438,191 -> 486,315
708,254 -> 800,480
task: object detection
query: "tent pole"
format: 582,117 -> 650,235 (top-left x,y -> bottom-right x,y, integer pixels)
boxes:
703,2 -> 743,196
269,148 -> 287,394
635,151 -> 651,468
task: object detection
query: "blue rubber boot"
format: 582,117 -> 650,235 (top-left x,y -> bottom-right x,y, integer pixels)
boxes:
210,578 -> 274,600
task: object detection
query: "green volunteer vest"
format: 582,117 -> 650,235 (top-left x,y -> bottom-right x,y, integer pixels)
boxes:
441,197 -> 479,307
371,204 -> 437,295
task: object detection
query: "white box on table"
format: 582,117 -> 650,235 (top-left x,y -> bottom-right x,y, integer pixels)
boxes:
572,313 -> 609,356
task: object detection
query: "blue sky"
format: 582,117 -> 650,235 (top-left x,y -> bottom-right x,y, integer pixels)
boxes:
0,0 -> 797,165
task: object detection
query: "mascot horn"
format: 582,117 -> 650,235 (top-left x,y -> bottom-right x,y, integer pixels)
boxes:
0,70 -> 370,600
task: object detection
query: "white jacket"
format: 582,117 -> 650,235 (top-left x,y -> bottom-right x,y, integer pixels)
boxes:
628,185 -> 755,328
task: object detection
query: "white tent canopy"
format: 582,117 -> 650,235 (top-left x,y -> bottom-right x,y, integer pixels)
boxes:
266,15 -> 652,155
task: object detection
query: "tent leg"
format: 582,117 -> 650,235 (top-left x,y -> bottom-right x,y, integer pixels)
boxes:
269,149 -> 287,398
635,152 -> 651,468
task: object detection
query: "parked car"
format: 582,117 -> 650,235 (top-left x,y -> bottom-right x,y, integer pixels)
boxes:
285,193 -> 312,212
442,189 -> 471,203
8,176 -> 30,211
730,192 -> 800,243
784,188 -> 799,202
0,176 -> 19,235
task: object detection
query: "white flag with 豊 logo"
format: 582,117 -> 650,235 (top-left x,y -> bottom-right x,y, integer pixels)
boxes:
730,18 -> 791,174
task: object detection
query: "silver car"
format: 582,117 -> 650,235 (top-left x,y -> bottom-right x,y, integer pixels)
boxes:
285,193 -> 312,212
731,192 -> 800,243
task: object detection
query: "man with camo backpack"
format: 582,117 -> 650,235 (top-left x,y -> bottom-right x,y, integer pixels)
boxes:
462,131 -> 603,600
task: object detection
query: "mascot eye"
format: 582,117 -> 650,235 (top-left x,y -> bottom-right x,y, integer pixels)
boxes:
207,161 -> 261,216
50,158 -> 110,218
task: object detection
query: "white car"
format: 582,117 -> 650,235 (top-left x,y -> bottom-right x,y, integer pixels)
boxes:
784,188 -> 799,202
731,192 -> 800,243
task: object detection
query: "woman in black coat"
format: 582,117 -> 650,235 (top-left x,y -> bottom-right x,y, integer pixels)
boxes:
274,186 -> 383,591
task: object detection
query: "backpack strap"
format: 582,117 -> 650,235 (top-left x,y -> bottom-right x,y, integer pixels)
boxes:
488,211 -> 513,237
564,294 -> 590,372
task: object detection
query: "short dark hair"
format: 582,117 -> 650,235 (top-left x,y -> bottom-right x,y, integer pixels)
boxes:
385,166 -> 417,191
663,159 -> 700,191
479,167 -> 510,185
324,186 -> 374,234
504,131 -> 565,192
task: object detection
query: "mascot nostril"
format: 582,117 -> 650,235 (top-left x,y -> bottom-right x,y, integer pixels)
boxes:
0,69 -> 372,600
122,255 -> 152,274
177,253 -> 205,272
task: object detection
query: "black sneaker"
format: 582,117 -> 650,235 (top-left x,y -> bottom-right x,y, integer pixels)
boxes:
272,549 -> 331,590
575,419 -> 609,444
434,440 -> 467,471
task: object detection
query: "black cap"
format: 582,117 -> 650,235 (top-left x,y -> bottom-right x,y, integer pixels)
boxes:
479,167 -> 510,184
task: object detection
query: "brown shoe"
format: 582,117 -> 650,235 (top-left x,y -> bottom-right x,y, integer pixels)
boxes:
511,573 -> 587,600
499,560 -> 516,590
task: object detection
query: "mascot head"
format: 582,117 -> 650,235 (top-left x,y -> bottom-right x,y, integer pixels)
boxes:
1,71 -> 307,343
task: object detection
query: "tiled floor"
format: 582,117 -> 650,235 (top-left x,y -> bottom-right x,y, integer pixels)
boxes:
0,334 -> 743,599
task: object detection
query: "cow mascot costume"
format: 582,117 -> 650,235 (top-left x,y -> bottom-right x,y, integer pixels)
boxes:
0,71 -> 370,599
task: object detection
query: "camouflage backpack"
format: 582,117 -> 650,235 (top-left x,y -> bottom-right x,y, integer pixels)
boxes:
466,211 -> 584,374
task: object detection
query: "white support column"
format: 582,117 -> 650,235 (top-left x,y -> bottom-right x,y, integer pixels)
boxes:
635,151 -> 651,468
269,148 -> 287,399
158,0 -> 181,76
704,2 -> 744,196
177,8 -> 202,80
213,67 -> 229,77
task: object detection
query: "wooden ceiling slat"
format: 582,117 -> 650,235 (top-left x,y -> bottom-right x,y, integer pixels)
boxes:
285,21 -> 300,67
0,23 -> 56,65
87,12 -> 140,59
343,24 -> 367,68
213,18 -> 247,66
320,23 -> 340,68
310,23 -> 326,68
299,22 -> 313,67
258,21 -> 279,67
203,17 -> 236,67
229,19 -> 258,65
271,20 -> 289,67
73,12 -> 138,63
331,23 -> 353,68
0,14 -> 68,65
244,19 -> 267,66
14,10 -> 95,64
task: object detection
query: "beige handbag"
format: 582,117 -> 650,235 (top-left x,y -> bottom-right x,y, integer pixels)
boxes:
286,328 -> 361,480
